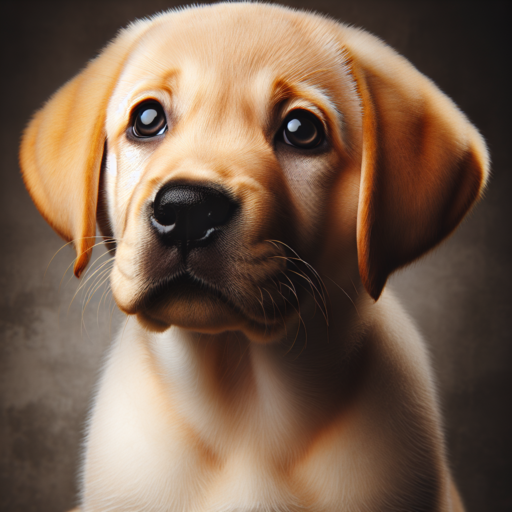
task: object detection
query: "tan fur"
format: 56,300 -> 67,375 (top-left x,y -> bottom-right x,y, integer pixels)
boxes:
20,4 -> 488,511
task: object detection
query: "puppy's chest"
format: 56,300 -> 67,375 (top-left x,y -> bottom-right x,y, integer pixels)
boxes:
85,330 -> 390,511
86,399 -> 382,512
87,431 -> 352,512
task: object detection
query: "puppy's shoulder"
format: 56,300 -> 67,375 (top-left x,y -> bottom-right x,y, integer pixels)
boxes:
366,288 -> 433,369
355,288 -> 442,428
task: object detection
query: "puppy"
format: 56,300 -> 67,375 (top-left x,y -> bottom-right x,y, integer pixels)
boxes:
20,3 -> 488,511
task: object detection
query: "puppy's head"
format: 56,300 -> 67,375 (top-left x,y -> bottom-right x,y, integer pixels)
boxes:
20,4 -> 489,340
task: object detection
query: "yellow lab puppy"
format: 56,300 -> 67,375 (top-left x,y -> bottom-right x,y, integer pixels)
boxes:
21,3 -> 488,511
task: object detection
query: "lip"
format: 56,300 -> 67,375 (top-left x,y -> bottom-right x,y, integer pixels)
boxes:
132,267 -> 297,331
134,270 -> 243,314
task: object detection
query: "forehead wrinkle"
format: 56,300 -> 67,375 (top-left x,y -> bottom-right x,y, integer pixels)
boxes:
118,6 -> 349,91
160,64 -> 265,147
269,78 -> 336,114
112,72 -> 179,109
125,6 -> 344,83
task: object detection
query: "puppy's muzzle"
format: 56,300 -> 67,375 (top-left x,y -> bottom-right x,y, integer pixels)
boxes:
151,182 -> 238,249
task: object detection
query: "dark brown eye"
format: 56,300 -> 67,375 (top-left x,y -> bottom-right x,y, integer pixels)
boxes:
132,101 -> 167,138
281,110 -> 324,149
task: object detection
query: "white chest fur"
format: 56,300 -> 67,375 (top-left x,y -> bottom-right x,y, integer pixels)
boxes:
81,294 -> 450,512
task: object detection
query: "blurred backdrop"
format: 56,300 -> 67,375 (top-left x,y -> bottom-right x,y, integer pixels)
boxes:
1,1 -> 511,511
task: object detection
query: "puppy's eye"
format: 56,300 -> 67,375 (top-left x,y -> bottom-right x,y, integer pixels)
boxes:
132,101 -> 167,138
281,110 -> 324,149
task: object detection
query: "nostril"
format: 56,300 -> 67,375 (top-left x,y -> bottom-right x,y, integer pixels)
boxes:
152,183 -> 236,243
191,195 -> 231,229
154,203 -> 177,227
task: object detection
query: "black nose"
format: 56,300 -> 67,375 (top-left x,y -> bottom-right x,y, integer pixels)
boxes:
152,183 -> 236,244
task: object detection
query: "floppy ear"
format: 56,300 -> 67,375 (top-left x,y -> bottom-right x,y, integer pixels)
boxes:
20,20 -> 150,277
343,28 -> 490,300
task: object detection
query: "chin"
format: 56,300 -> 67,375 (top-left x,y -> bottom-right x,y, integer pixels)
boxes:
136,297 -> 288,344
136,297 -> 243,334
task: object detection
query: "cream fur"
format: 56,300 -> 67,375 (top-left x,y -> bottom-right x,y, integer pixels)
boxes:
20,4 -> 488,511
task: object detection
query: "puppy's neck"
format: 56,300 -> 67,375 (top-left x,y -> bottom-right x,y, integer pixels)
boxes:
143,282 -> 370,451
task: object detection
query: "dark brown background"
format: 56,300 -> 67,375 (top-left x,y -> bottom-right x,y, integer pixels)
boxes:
1,1 -> 511,511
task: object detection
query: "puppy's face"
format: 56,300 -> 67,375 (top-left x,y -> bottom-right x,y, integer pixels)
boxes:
20,4 -> 488,338
104,8 -> 362,339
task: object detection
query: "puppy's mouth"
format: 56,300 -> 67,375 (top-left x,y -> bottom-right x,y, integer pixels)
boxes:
125,255 -> 324,341
136,270 -> 240,317
132,268 -> 287,336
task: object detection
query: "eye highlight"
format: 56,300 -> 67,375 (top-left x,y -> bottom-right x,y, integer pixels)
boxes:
132,100 -> 167,138
280,109 -> 324,149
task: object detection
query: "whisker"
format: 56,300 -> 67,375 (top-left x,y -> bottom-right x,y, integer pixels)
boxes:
271,255 -> 328,324
97,284 -> 112,327
71,252 -> 113,298
78,243 -> 115,282
261,287 -> 278,324
83,270 -> 112,327
83,258 -> 114,299
98,276 -> 113,313
266,239 -> 331,325
82,262 -> 114,314
279,271 -> 300,312
288,269 -> 329,325
265,239 -> 332,349
69,257 -> 115,312
76,253 -> 115,295
288,270 -> 320,319
266,239 -> 329,300
45,240 -> 76,280
286,256 -> 329,309
263,286 -> 289,338
278,286 -> 307,356
322,273 -> 360,318
270,276 -> 289,320
81,263 -> 114,335
266,240 -> 327,292
109,293 -> 118,337
45,236 -> 116,280
59,239 -> 114,292
93,265 -> 115,321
